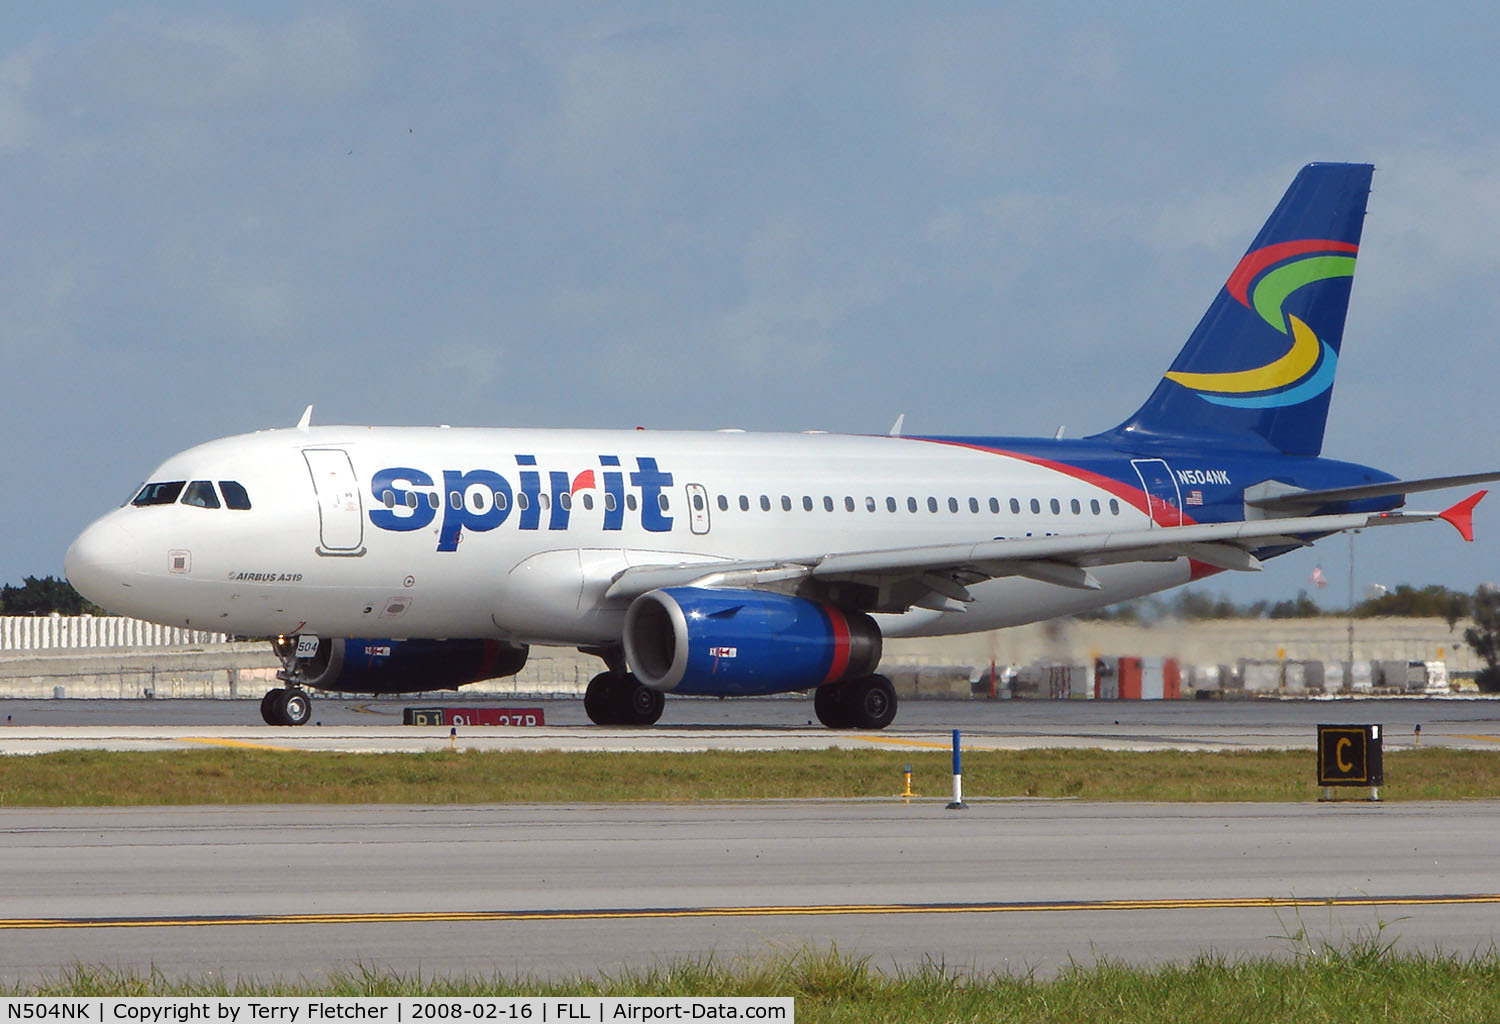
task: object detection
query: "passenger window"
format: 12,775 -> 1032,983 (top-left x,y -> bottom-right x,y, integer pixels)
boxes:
607,494 -> 619,512
517,492 -> 530,511
132,481 -> 186,506
989,498 -> 1000,514
802,496 -> 813,511
1030,499 -> 1041,514
760,495 -> 771,511
969,498 -> 980,513
865,496 -> 877,512
844,496 -> 856,512
559,492 -> 572,511
824,496 -> 835,512
1010,498 -> 1021,514
427,492 -> 439,510
498,491 -> 511,511
927,497 -> 938,513
781,495 -> 792,512
181,481 -> 220,509
887,497 -> 897,512
627,494 -> 638,511
658,493 -> 669,512
405,491 -> 418,509
472,491 -> 488,512
1071,499 -> 1081,515
1109,498 -> 1120,515
908,497 -> 918,513
539,493 -> 550,510
1090,499 -> 1101,515
716,495 -> 728,512
694,493 -> 706,512
740,495 -> 750,511
1050,498 -> 1061,515
382,490 -> 396,509
583,493 -> 594,511
220,481 -> 252,510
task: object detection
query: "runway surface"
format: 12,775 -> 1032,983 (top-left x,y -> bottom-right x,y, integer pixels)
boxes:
3,800 -> 1500,986
2,695 -> 1500,752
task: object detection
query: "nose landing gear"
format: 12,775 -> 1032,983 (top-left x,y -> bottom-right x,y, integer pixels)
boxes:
264,635 -> 317,726
260,687 -> 313,726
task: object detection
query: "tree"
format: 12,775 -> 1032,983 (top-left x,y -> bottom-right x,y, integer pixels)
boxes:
0,576 -> 104,616
1269,590 -> 1321,619
1356,583 -> 1471,627
1463,586 -> 1500,694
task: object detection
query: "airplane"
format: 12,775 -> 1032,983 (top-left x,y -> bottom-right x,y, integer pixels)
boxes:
65,162 -> 1498,728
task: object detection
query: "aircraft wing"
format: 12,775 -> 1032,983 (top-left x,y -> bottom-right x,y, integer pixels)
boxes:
605,492 -> 1484,613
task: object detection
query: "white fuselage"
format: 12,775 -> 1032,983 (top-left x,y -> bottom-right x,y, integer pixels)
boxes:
66,425 -> 1192,646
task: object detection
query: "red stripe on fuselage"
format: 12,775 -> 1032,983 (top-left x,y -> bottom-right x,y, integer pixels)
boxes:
910,438 -> 1200,528
822,604 -> 851,683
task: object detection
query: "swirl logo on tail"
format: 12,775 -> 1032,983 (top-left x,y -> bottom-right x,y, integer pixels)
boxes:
1165,239 -> 1357,408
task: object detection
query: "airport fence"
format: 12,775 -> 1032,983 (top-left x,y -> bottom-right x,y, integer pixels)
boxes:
0,615 -> 230,652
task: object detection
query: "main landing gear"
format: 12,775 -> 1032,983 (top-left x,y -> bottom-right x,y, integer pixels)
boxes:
260,687 -> 312,726
584,672 -> 665,726
813,675 -> 897,730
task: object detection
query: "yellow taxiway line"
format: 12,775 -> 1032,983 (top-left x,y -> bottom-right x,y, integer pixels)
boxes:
178,737 -> 298,752
5,893 -> 1499,930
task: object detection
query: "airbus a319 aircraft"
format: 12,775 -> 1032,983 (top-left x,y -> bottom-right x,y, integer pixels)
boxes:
67,163 -> 1497,727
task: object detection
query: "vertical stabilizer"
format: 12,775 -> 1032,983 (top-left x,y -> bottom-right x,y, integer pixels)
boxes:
1098,162 -> 1373,456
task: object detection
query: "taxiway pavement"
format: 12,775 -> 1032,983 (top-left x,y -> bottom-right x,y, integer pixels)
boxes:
3,800 -> 1499,985
2,695 -> 1499,752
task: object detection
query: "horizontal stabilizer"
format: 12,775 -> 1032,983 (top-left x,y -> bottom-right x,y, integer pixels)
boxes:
1247,470 -> 1500,512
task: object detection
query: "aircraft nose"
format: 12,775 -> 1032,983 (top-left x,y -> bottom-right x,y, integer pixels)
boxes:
65,516 -> 138,608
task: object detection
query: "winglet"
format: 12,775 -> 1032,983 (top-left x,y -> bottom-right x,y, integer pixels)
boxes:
1439,490 -> 1486,542
889,413 -> 905,437
296,405 -> 313,432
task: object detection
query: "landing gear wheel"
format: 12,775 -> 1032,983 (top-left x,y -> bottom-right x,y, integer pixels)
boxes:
585,672 -> 623,725
845,675 -> 897,730
260,690 -> 279,725
618,676 -> 665,726
261,687 -> 313,726
814,683 -> 853,729
281,689 -> 312,726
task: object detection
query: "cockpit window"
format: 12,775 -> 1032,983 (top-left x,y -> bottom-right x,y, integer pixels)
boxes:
132,481 -> 185,506
220,481 -> 252,510
181,480 -> 221,509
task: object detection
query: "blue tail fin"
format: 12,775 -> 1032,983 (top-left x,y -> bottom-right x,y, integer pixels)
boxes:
1098,162 -> 1373,456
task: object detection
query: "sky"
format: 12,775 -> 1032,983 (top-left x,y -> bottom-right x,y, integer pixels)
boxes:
3,2 -> 1500,609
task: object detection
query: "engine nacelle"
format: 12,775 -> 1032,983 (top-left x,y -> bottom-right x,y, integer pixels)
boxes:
623,587 -> 882,696
283,637 -> 529,694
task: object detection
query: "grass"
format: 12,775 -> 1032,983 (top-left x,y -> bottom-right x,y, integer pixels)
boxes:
10,942 -> 1500,1021
2,746 -> 1498,806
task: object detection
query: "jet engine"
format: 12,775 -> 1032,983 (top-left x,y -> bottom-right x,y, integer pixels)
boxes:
279,637 -> 530,694
623,587 -> 882,696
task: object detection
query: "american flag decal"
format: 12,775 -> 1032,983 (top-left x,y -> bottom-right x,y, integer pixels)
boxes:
1185,490 -> 1204,506
708,646 -> 737,658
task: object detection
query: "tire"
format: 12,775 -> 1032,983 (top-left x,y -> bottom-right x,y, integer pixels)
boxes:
619,676 -> 665,726
845,675 -> 897,730
281,689 -> 312,726
259,690 -> 281,725
584,672 -> 621,725
813,683 -> 853,729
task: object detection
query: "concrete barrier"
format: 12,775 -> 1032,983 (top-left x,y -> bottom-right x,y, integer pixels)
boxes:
1,614 -> 228,651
